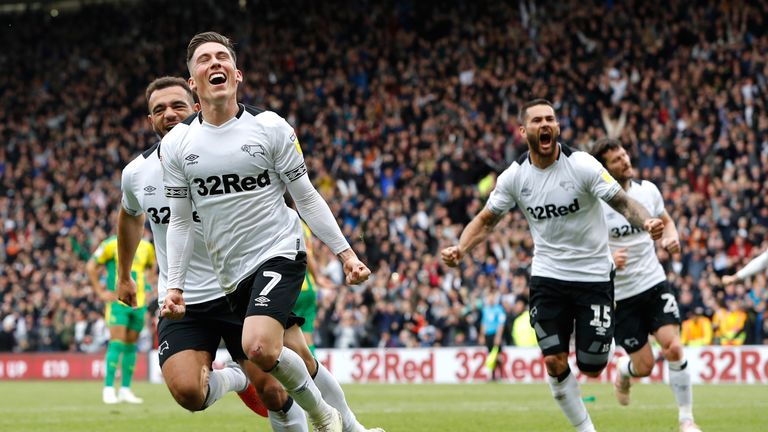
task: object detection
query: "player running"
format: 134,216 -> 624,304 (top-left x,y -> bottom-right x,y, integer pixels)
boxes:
591,138 -> 701,432
442,99 -> 664,432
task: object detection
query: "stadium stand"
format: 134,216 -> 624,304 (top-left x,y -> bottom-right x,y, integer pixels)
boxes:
1,0 -> 767,352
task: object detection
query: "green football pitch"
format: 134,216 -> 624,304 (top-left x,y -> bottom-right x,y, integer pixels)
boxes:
0,382 -> 765,431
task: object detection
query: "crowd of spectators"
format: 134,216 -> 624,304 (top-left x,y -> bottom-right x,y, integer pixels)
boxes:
1,0 -> 768,354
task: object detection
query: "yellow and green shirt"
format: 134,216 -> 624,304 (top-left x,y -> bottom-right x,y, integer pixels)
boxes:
91,235 -> 155,307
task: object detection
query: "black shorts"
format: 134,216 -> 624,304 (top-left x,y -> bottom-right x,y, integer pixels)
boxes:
226,252 -> 307,329
614,281 -> 681,354
157,296 -> 246,368
529,276 -> 615,373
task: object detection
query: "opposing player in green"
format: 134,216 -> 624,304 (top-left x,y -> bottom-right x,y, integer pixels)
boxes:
87,234 -> 155,404
293,221 -> 333,355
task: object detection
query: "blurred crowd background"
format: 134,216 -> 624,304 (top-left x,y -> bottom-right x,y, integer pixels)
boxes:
1,0 -> 767,354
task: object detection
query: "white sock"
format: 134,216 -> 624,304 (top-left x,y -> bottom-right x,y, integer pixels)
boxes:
203,367 -> 247,408
616,356 -> 636,378
268,397 -> 310,432
668,358 -> 693,423
548,370 -> 595,432
270,347 -> 334,424
313,360 -> 363,432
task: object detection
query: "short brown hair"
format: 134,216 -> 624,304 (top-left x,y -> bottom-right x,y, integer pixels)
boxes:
186,31 -> 237,70
145,76 -> 195,111
590,137 -> 623,166
519,98 -> 555,124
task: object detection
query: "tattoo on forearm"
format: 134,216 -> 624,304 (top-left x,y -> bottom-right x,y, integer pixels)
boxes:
608,192 -> 650,228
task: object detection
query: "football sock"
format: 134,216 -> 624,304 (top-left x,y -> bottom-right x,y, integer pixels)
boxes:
617,356 -> 638,378
203,366 -> 248,409
120,343 -> 137,388
104,340 -> 124,387
668,359 -> 693,423
313,360 -> 362,432
547,368 -> 595,432
268,397 -> 309,432
269,347 -> 334,424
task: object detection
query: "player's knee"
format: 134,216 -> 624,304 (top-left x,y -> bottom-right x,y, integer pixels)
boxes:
244,340 -> 280,370
544,355 -> 568,376
169,380 -> 206,411
663,340 -> 684,361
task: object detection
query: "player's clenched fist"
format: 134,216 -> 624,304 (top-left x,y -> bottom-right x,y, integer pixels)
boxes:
343,258 -> 371,285
643,218 -> 664,240
160,288 -> 186,320
660,237 -> 681,254
441,246 -> 463,267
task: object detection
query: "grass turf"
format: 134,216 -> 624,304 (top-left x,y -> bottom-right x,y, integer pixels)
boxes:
0,381 -> 765,431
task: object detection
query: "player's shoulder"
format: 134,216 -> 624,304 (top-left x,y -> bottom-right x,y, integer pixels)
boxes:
124,142 -> 159,176
161,116 -> 195,149
249,107 -> 291,129
564,145 -> 597,164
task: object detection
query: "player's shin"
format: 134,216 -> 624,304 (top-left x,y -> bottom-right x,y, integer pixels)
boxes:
269,347 -> 336,424
668,358 -> 694,423
268,396 -> 310,432
313,359 -> 363,432
120,343 -> 138,388
547,368 -> 596,432
203,365 -> 248,409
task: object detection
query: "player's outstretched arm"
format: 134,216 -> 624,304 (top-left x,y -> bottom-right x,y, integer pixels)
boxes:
723,249 -> 768,285
606,189 -> 664,240
163,192 -> 194,319
116,208 -> 144,307
441,208 -> 504,267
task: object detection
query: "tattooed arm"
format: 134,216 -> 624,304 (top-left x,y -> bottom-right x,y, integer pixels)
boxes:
606,189 -> 664,240
441,208 -> 505,267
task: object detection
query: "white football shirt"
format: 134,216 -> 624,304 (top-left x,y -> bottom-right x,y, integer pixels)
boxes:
601,179 -> 667,300
121,143 -> 223,305
162,105 -> 315,292
486,144 -> 621,282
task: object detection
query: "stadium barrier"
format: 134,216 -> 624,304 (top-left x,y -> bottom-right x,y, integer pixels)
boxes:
3,346 -> 766,384
0,352 -> 148,380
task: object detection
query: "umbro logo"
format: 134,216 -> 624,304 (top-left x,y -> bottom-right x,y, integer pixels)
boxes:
185,154 -> 199,161
254,296 -> 270,307
521,187 -> 532,197
158,341 -> 170,356
143,185 -> 156,194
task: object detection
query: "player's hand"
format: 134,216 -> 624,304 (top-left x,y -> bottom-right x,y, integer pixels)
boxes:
722,275 -> 739,286
441,246 -> 463,267
613,248 -> 628,270
478,334 -> 486,346
343,258 -> 371,285
116,278 -> 137,307
160,288 -> 186,320
643,218 -> 664,240
98,288 -> 117,303
660,237 -> 681,254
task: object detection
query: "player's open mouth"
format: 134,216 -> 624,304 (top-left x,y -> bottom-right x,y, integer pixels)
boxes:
209,73 -> 227,85
539,130 -> 552,146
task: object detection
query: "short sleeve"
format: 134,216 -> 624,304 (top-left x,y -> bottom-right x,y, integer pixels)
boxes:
646,181 -> 665,218
270,115 -> 307,183
160,135 -> 189,198
120,162 -> 143,216
92,240 -> 114,264
576,152 -> 622,201
486,163 -> 519,215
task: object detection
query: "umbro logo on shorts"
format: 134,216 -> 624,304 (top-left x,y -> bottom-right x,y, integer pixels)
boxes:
254,296 -> 270,307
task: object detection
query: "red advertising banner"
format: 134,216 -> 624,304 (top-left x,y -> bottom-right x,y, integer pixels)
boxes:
0,352 -> 148,381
